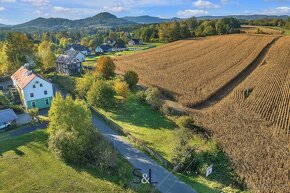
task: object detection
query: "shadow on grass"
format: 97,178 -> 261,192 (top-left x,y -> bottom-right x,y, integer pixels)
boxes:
108,95 -> 176,130
0,130 -> 48,156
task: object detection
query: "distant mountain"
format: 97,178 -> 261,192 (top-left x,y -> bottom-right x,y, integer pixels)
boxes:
122,15 -> 182,24
11,12 -> 136,32
0,24 -> 8,28
197,15 -> 289,20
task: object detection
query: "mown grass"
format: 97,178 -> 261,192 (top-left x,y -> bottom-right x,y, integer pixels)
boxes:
0,130 -> 153,193
84,43 -> 166,67
51,74 -> 245,192
98,93 -> 246,193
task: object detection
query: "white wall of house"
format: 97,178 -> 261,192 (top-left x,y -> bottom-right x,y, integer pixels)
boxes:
70,48 -> 88,56
95,47 -> 104,53
22,76 -> 53,103
76,52 -> 85,62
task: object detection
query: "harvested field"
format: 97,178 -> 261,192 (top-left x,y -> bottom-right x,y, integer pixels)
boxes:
231,36 -> 290,135
115,34 -> 277,106
197,100 -> 290,193
241,25 -> 283,35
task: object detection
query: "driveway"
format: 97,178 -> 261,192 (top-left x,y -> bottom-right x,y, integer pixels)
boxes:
10,123 -> 47,137
92,111 -> 196,193
16,113 -> 32,126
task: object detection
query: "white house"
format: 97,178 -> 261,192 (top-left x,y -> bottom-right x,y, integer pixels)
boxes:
128,39 -> 143,46
67,44 -> 91,56
95,45 -> 113,53
11,67 -> 54,110
0,109 -> 17,130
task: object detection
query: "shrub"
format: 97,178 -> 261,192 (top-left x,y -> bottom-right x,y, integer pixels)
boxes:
48,93 -> 117,170
87,80 -> 116,109
95,57 -> 115,79
124,70 -> 139,87
144,87 -> 163,109
28,108 -> 39,122
175,116 -> 193,129
76,73 -> 96,98
114,80 -> 129,98
160,103 -> 171,115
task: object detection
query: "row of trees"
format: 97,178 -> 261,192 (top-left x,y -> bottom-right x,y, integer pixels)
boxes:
244,18 -> 290,29
134,17 -> 241,42
0,32 -> 55,75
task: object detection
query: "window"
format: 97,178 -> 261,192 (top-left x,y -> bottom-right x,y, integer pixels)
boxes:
45,99 -> 49,105
31,101 -> 36,107
33,85 -> 36,88
40,83 -> 43,87
44,90 -> 47,95
30,93 -> 34,98
36,81 -> 39,84
0,86 -> 3,90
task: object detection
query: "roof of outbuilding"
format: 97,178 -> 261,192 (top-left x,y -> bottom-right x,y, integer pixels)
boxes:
96,44 -> 113,51
0,109 -> 17,123
11,66 -> 36,89
67,44 -> 90,52
56,50 -> 81,64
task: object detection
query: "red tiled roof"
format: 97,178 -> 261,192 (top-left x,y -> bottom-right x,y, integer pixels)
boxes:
11,66 -> 36,89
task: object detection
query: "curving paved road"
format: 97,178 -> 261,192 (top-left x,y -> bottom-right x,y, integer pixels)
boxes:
92,111 -> 196,193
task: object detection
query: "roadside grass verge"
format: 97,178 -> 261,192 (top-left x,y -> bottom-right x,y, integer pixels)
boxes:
51,74 -> 245,192
0,130 -> 153,193
98,93 -> 246,193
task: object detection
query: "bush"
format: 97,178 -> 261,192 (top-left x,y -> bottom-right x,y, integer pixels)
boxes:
48,93 -> 117,169
114,80 -> 129,98
28,108 -> 39,122
144,87 -> 163,109
87,80 -> 116,109
95,57 -> 115,79
124,70 -> 139,87
175,116 -> 193,129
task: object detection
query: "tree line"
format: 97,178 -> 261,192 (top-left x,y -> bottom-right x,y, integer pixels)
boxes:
134,17 -> 241,42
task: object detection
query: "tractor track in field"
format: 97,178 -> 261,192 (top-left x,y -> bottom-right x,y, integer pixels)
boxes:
191,36 -> 281,110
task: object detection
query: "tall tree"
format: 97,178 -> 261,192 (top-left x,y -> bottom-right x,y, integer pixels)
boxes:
38,40 -> 56,71
5,32 -> 35,73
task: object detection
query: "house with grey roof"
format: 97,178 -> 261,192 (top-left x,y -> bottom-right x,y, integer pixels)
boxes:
66,44 -> 91,56
0,109 -> 17,130
95,44 -> 113,53
56,50 -> 84,75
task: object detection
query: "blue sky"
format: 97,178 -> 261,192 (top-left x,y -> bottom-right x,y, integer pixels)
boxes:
0,0 -> 290,24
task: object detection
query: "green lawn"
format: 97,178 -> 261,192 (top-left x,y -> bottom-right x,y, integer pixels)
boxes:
84,43 -> 166,67
0,130 -> 153,193
98,94 -> 246,193
50,74 -> 245,192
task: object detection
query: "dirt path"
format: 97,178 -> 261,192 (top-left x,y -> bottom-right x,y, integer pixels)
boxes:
191,36 -> 281,109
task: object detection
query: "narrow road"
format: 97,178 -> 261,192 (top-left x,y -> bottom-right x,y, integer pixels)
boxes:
192,36 -> 281,109
92,111 -> 196,193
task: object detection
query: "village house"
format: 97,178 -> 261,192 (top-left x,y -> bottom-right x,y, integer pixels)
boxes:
0,77 -> 14,91
11,66 -> 54,110
128,38 -> 143,46
0,109 -> 17,130
66,44 -> 91,56
56,50 -> 84,75
95,44 -> 113,53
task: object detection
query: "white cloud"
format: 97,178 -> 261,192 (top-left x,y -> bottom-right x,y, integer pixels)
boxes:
0,0 -> 16,2
53,6 -> 72,12
0,7 -> 6,11
177,9 -> 208,18
193,0 -> 220,9
263,6 -> 290,15
103,6 -> 125,13
21,0 -> 49,6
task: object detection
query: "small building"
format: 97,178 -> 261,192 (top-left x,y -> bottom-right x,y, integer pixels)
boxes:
95,45 -> 113,53
128,39 -> 143,46
56,50 -> 83,75
11,67 -> 54,110
0,77 -> 14,90
66,44 -> 91,56
0,109 -> 17,130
